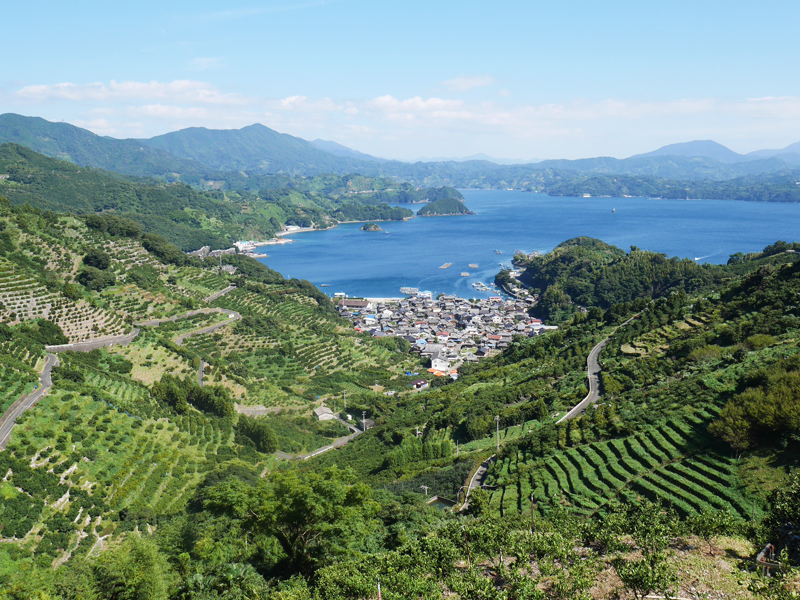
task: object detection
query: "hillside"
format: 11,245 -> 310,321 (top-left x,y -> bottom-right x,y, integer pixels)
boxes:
1,195 -> 798,596
0,113 -> 214,182
141,123 -> 378,175
0,199 -> 426,581
0,144 -> 428,250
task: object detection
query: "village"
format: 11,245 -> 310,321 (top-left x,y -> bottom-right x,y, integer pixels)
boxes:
336,291 -> 557,388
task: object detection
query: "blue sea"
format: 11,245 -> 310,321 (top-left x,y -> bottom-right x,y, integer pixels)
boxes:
257,191 -> 800,299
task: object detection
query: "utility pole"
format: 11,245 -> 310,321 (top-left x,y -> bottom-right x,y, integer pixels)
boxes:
420,485 -> 429,497
374,380 -> 378,395
377,578 -> 382,600
343,391 -> 346,411
362,410 -> 367,430
457,440 -> 459,457
495,415 -> 500,451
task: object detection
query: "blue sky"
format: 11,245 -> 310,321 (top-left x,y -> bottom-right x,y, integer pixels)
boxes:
3,0 -> 800,160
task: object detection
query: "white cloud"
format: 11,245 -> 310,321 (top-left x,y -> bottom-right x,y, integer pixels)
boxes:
188,57 -> 224,71
16,79 -> 248,105
440,75 -> 495,92
268,95 -> 342,111
16,80 -> 800,158
128,104 -> 209,118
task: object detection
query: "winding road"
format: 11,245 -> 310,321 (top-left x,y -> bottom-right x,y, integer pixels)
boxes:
557,338 -> 609,424
0,286 -> 241,450
0,354 -> 58,449
557,314 -> 639,424
460,454 -> 496,511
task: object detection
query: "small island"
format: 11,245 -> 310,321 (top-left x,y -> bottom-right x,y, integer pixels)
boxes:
416,197 -> 476,217
360,222 -> 382,231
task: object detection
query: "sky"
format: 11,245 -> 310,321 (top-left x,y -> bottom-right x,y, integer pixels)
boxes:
3,0 -> 800,161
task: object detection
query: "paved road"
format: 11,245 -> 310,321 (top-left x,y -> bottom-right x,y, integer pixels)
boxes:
273,428 -> 363,461
204,285 -> 236,304
557,314 -> 639,424
173,309 -> 240,346
45,329 -> 140,353
557,338 -> 610,424
0,354 -> 59,449
197,359 -> 206,387
460,454 -> 495,511
1,297 -> 242,449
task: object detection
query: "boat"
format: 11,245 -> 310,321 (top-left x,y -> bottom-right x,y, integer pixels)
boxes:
320,284 -> 330,287
612,208 -> 616,213
494,250 -> 502,254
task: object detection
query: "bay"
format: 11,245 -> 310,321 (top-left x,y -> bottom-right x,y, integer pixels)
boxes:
256,191 -> 800,299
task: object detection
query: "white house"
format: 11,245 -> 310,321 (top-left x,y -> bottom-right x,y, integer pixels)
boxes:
314,406 -> 336,421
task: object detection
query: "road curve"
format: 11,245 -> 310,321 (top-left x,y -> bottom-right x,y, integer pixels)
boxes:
557,314 -> 639,424
557,338 -> 609,424
1,287 -> 242,449
460,454 -> 496,511
0,354 -> 59,449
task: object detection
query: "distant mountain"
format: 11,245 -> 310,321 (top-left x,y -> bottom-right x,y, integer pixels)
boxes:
310,139 -> 387,162
0,113 -> 212,181
532,154 -> 790,180
746,142 -> 800,165
747,141 -> 800,157
141,124 -> 381,174
413,153 -> 541,165
629,140 -> 749,164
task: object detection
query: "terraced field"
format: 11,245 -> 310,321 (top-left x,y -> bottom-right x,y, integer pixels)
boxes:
0,260 -> 128,342
6,388 -> 239,521
484,407 -> 757,519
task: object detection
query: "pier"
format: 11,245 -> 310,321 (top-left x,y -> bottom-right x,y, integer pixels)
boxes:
439,263 -> 452,269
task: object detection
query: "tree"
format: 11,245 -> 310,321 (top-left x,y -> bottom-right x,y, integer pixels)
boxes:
612,553 -> 676,600
709,403 -> 753,458
204,467 -> 380,574
82,249 -> 111,270
689,509 -> 737,554
92,535 -> 173,600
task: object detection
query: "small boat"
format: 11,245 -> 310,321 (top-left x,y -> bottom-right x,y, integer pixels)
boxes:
494,250 -> 502,254
612,208 -> 616,213
321,284 -> 330,287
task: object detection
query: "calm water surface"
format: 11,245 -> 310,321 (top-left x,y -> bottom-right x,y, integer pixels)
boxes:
257,191 -> 800,298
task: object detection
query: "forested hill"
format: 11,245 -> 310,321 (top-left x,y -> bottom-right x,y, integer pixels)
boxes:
416,196 -> 475,216
9,114 -> 800,196
0,113 -> 214,182
140,123 -> 377,174
506,236 -> 800,322
545,170 -> 800,202
0,144 -> 425,250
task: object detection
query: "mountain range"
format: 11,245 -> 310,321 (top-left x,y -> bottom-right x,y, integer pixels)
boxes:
3,113 -> 800,186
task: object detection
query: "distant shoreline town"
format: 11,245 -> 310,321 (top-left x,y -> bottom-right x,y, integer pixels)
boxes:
335,292 -> 555,382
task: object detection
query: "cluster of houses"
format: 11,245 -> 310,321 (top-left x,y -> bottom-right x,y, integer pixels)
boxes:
337,293 -> 557,383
